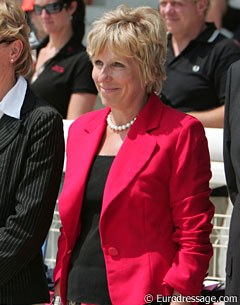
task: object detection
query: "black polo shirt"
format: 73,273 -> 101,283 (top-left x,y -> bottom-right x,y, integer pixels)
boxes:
30,36 -> 98,118
160,23 -> 240,112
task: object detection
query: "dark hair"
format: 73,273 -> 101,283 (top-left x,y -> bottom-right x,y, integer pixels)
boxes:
65,0 -> 85,42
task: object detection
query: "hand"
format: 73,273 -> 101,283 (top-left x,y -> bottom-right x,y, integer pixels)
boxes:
52,282 -> 61,305
170,301 -> 190,305
54,280 -> 60,296
170,290 -> 192,305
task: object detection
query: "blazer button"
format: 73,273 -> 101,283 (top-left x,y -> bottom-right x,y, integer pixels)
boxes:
66,250 -> 72,255
107,247 -> 119,257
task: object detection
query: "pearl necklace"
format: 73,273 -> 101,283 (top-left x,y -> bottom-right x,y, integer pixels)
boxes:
107,112 -> 137,131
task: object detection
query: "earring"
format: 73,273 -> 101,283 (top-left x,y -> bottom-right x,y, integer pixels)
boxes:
10,58 -> 14,63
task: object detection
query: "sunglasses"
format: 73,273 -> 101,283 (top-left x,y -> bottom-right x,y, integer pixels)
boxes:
33,1 -> 67,15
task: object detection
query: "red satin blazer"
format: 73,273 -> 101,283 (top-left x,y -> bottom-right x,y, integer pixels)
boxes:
54,93 -> 214,305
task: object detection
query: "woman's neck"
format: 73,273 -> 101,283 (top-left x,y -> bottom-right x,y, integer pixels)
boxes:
48,26 -> 73,51
0,73 -> 16,101
110,93 -> 148,126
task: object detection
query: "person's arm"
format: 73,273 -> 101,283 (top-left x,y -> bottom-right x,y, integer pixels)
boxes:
206,0 -> 227,29
223,63 -> 240,203
53,225 -> 67,285
191,36 -> 240,128
0,109 -> 64,285
54,281 -> 61,295
187,104 -> 224,128
52,281 -> 61,305
163,117 -> 214,297
66,92 -> 97,120
67,51 -> 98,120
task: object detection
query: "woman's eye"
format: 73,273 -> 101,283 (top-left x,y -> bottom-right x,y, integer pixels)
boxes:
113,62 -> 125,68
94,60 -> 103,66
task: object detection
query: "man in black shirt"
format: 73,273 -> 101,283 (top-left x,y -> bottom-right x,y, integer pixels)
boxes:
159,0 -> 240,128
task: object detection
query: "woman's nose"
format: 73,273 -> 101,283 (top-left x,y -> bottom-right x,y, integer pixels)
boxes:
98,66 -> 111,81
40,8 -> 49,17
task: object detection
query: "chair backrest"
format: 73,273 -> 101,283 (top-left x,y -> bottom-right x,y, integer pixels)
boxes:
204,128 -> 226,188
42,238 -> 48,258
63,120 -> 74,172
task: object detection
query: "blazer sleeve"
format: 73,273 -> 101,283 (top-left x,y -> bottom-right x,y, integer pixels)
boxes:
224,62 -> 240,204
0,110 -> 64,285
163,118 -> 214,296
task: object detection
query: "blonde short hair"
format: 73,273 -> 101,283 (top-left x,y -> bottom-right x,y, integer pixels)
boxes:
0,0 -> 33,78
87,5 -> 167,94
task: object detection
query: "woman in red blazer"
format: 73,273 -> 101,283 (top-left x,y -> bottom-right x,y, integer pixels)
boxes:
53,5 -> 214,305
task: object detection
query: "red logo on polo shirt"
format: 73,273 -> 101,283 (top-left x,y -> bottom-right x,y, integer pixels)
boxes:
51,65 -> 65,73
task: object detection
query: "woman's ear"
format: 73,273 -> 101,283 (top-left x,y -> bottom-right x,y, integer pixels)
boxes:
68,0 -> 78,16
9,40 -> 23,63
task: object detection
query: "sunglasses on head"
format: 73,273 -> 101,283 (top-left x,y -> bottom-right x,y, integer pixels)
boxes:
33,1 -> 67,15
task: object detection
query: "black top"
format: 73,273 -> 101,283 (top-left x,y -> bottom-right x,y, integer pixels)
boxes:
30,36 -> 98,118
67,155 -> 114,305
160,23 -> 240,112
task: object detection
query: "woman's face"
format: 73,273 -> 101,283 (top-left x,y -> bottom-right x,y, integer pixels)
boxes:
0,41 -> 13,82
34,0 -> 72,34
0,39 -> 23,96
92,47 -> 147,111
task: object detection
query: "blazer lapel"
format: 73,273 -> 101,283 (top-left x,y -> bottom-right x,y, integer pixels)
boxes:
0,88 -> 34,151
0,115 -> 22,151
59,108 -> 109,234
101,133 -> 157,215
102,93 -> 163,214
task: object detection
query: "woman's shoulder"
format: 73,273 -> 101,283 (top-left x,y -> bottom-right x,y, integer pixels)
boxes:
159,101 -> 205,136
66,47 -> 89,62
156,95 -> 200,126
22,87 -> 63,122
60,47 -> 91,71
62,39 -> 87,59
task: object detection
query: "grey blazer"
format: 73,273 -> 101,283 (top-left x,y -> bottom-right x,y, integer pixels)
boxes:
224,59 -> 240,304
0,87 -> 64,304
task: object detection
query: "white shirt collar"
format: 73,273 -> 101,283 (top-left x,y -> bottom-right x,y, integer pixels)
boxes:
0,76 -> 27,119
